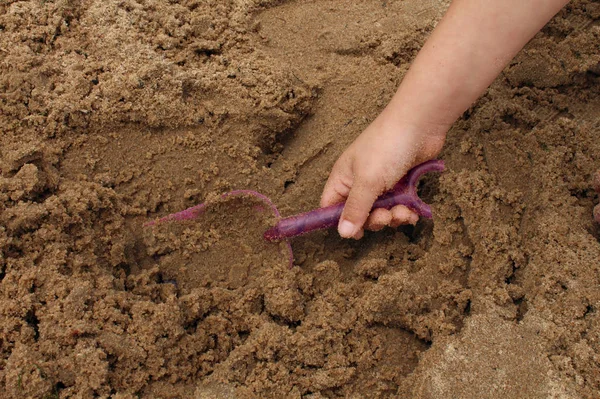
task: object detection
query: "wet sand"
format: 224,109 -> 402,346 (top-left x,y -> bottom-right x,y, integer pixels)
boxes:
1,0 -> 599,397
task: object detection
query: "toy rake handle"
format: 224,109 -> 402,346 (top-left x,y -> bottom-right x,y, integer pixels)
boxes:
264,160 -> 445,241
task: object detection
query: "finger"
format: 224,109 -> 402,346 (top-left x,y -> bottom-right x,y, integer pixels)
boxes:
389,205 -> 419,227
320,180 -> 348,208
352,228 -> 364,240
365,208 -> 392,231
321,159 -> 352,208
338,175 -> 381,238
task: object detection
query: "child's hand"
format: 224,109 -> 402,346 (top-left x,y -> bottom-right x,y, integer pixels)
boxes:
321,0 -> 569,239
321,107 -> 446,239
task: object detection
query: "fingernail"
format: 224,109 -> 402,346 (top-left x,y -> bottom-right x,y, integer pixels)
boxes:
339,220 -> 356,238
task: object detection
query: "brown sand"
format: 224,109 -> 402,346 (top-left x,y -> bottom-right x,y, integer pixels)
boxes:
1,0 -> 600,398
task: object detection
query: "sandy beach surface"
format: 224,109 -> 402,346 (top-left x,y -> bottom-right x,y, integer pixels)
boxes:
1,0 -> 599,397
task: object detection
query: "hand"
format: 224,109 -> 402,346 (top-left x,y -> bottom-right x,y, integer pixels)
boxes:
319,0 -> 568,241
321,106 -> 447,239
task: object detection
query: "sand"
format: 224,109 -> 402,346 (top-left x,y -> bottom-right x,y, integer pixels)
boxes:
1,0 -> 599,398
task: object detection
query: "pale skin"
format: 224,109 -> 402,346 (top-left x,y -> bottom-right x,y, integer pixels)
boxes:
321,0 -> 572,239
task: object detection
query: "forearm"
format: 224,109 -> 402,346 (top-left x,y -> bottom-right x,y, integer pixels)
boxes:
388,0 -> 570,129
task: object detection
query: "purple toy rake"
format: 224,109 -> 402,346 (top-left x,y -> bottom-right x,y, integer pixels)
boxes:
145,159 -> 445,267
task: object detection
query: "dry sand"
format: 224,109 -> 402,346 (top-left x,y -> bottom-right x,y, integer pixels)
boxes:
1,0 -> 599,397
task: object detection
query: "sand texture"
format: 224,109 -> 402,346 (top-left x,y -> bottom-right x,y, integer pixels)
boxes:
1,0 -> 600,397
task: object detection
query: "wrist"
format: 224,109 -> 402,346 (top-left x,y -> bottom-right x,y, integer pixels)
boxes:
380,97 -> 450,142
369,103 -> 447,165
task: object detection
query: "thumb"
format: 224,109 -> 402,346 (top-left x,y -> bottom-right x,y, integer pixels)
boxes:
338,176 -> 381,238
321,156 -> 352,208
